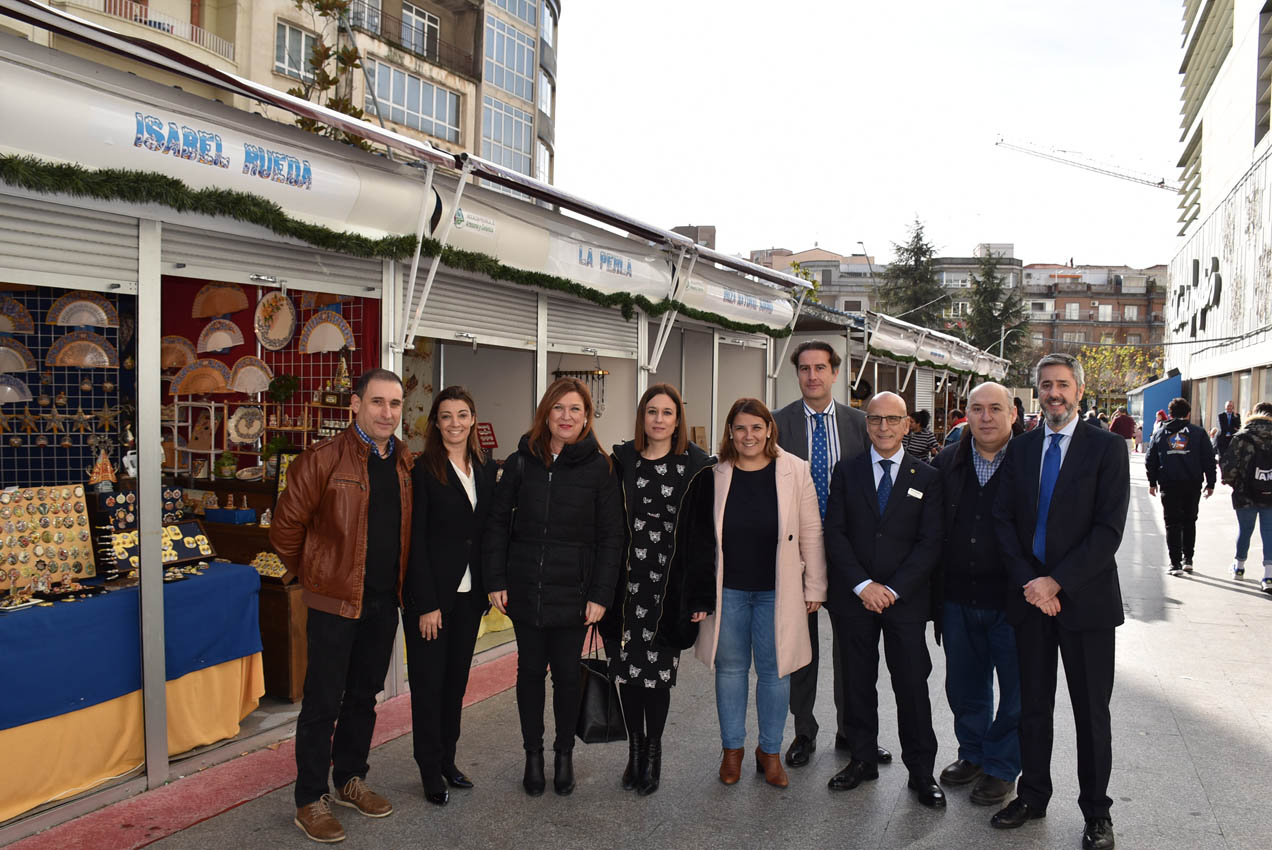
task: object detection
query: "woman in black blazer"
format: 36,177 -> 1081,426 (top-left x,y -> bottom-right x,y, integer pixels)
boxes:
404,386 -> 496,806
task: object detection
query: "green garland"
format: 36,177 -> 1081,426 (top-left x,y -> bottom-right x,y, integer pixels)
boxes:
0,155 -> 792,338
866,345 -> 981,379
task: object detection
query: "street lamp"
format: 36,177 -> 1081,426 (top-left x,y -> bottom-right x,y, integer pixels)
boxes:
993,324 -> 1027,355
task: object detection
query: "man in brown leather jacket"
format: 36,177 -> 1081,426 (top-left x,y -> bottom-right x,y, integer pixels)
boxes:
270,368 -> 413,843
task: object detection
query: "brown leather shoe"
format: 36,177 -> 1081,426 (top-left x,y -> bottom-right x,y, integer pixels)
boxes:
719,747 -> 744,785
295,794 -> 346,843
333,777 -> 393,818
754,746 -> 789,788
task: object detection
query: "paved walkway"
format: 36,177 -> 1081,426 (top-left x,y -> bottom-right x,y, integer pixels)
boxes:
16,455 -> 1272,849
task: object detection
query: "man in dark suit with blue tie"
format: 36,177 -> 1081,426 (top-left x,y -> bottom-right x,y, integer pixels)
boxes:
823,391 -> 945,808
771,340 -> 873,768
990,353 -> 1129,850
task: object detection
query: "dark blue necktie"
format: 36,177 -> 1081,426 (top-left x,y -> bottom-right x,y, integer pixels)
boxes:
811,412 -> 829,520
1032,433 -> 1063,562
876,458 -> 893,514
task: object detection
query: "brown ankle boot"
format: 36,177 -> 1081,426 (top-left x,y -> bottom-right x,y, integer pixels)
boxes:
718,747 -> 744,785
754,746 -> 789,788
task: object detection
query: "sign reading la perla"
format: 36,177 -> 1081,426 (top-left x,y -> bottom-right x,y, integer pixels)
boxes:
0,60 -> 392,235
544,233 -> 669,301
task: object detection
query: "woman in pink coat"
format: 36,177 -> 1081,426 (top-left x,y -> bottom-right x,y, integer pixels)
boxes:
694,398 -> 828,789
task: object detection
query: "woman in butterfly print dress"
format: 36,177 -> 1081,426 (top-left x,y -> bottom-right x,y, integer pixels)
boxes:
601,384 -> 716,797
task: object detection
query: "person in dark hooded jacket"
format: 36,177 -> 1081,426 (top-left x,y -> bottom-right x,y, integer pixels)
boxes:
598,383 -> 716,797
483,378 -> 624,798
1146,397 -> 1215,576
1220,401 -> 1272,590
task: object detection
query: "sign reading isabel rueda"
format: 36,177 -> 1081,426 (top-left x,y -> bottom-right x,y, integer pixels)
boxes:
476,422 -> 498,449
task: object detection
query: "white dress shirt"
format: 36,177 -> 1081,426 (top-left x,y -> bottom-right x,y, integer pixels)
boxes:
803,399 -> 841,479
856,445 -> 904,601
449,458 -> 476,593
1038,414 -> 1080,487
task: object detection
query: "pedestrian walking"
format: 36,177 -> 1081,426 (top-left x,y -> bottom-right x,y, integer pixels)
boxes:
1145,397 -> 1215,576
1110,408 -> 1136,451
1219,401 -> 1272,590
599,383 -> 716,796
823,392 -> 945,809
271,369 -> 413,843
483,377 -> 624,797
403,387 -> 497,806
694,398 -> 827,790
990,353 -> 1128,850
932,382 -> 1021,808
1217,400 -> 1242,460
902,410 -> 941,460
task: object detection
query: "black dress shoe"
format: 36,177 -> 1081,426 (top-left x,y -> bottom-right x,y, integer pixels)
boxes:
827,759 -> 879,791
1082,817 -> 1115,850
876,746 -> 893,764
553,750 -> 575,796
939,758 -> 983,786
907,775 -> 946,809
991,797 -> 1046,829
424,789 -> 449,806
785,734 -> 816,767
523,750 -> 545,797
969,774 -> 1014,806
442,766 -> 473,789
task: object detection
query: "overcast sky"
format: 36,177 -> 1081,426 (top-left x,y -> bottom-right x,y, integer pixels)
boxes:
553,0 -> 1182,269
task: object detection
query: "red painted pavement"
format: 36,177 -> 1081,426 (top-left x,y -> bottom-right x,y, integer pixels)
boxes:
9,651 -> 518,850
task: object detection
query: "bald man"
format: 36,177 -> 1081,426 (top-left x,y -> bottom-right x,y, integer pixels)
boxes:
824,392 -> 946,808
931,383 -> 1021,807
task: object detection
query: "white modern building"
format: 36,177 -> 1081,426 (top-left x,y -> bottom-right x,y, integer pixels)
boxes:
1169,0 -> 1272,424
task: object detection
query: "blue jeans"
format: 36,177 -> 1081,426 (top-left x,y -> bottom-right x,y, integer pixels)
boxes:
715,588 -> 789,754
1235,506 -> 1272,563
942,601 -> 1021,781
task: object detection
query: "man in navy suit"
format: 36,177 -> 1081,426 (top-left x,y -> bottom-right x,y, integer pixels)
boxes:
990,353 -> 1129,850
771,340 -> 873,768
823,391 -> 945,808
1217,400 -> 1241,459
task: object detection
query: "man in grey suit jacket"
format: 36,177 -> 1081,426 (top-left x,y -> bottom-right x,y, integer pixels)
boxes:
772,340 -> 876,768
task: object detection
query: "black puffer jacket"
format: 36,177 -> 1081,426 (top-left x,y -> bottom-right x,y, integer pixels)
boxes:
1145,417 -> 1216,489
483,432 -> 624,628
598,441 -> 717,650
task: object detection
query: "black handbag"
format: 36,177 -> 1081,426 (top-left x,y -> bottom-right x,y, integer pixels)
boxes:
575,628 -> 626,744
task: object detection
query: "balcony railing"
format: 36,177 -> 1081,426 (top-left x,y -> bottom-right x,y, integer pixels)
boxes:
67,0 -> 235,61
348,1 -> 478,79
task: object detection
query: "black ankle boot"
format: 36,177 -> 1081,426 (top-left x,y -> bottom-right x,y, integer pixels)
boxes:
622,733 -> 646,790
523,750 -> 545,797
637,736 -> 662,796
553,749 -> 575,796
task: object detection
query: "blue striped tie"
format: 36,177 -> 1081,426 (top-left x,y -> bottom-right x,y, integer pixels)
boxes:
811,412 -> 829,520
1032,434 -> 1063,562
877,458 -> 893,514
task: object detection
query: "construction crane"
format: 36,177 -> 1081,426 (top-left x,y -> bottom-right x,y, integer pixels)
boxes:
995,137 -> 1181,193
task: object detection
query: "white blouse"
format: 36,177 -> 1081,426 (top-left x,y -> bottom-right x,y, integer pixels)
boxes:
449,458 -> 476,593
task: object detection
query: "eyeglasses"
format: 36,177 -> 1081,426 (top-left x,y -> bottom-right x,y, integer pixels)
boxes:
866,415 -> 907,427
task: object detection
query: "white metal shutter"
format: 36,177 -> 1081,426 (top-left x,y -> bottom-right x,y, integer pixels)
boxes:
915,368 -> 935,415
545,295 -> 639,358
0,193 -> 138,291
403,271 -> 538,350
161,224 -> 382,296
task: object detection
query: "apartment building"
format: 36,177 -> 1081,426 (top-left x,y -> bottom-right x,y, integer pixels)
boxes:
1022,263 -> 1167,349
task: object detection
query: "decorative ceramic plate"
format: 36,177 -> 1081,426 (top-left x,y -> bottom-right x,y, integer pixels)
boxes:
0,298 -> 34,333
235,465 -> 264,481
228,405 -> 266,443
229,356 -> 274,394
299,311 -> 356,353
299,292 -> 349,311
191,283 -> 249,318
46,331 -> 120,368
46,291 -> 120,328
254,292 -> 297,351
0,338 -> 36,372
169,358 -> 232,395
160,336 -> 197,369
197,319 -> 244,353
0,375 -> 33,404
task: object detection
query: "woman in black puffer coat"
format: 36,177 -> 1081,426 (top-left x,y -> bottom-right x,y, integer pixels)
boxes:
484,377 -> 624,798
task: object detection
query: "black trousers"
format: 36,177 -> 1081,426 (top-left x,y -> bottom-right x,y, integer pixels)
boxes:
513,621 -> 587,752
403,594 -> 484,793
294,596 -> 400,807
1014,611 -> 1115,820
788,609 -> 847,740
1161,485 -> 1202,566
832,611 -> 937,778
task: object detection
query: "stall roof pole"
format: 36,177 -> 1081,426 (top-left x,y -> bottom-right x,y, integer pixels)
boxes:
900,331 -> 927,393
404,160 -> 474,348
646,248 -> 696,374
768,287 -> 809,379
853,315 -> 884,392
392,162 -> 436,352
